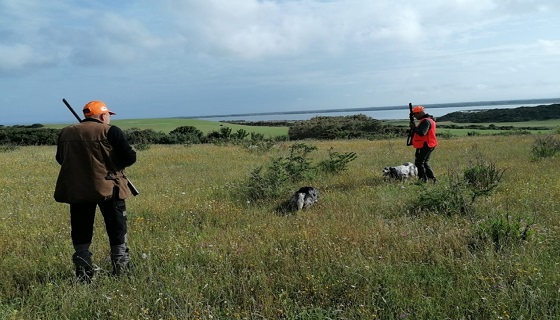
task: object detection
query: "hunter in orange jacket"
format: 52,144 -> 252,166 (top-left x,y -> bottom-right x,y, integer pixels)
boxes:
410,105 -> 438,183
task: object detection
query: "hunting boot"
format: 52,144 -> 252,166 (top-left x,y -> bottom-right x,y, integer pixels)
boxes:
111,244 -> 132,277
73,243 -> 94,283
425,166 -> 437,183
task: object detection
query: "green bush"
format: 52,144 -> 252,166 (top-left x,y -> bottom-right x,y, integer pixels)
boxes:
409,181 -> 472,216
474,213 -> 533,251
244,143 -> 357,203
288,114 -> 385,140
285,143 -> 317,182
124,128 -> 168,144
464,157 -> 505,198
245,144 -> 318,202
531,135 -> 560,159
246,158 -> 292,202
317,148 -> 357,174
410,156 -> 504,216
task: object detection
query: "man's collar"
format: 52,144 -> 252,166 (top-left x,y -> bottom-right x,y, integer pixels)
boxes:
82,118 -> 103,124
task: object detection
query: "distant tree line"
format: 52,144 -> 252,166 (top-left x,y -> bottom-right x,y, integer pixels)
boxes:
5,104 -> 558,147
437,104 -> 560,123
220,120 -> 296,127
0,125 -> 285,146
0,115 -> 408,147
0,124 -> 60,146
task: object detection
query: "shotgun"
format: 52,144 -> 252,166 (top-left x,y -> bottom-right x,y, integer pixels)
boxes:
406,102 -> 414,146
61,98 -> 139,196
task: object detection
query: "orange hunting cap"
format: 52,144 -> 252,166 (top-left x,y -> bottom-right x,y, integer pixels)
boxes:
83,100 -> 116,116
412,105 -> 425,113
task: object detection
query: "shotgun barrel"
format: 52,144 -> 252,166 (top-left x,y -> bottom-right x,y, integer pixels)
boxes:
406,102 -> 414,146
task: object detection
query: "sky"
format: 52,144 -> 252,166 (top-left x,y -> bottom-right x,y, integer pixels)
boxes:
1,0 -> 559,125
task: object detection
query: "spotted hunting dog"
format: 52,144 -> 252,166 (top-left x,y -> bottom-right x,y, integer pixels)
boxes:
290,187 -> 319,211
382,162 -> 418,181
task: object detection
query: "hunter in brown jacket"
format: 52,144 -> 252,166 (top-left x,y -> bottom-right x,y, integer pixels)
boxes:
55,100 -> 136,282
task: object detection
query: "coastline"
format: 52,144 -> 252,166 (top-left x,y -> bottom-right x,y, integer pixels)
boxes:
189,98 -> 560,122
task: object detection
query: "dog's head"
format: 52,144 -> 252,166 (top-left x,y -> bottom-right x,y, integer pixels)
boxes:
382,167 -> 391,176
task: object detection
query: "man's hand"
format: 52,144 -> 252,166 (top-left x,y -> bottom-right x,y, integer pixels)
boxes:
409,122 -> 416,129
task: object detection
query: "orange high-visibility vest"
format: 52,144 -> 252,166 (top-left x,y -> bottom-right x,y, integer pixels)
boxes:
412,118 -> 438,148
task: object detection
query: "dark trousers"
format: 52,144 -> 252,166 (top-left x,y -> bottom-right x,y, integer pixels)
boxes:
414,145 -> 436,181
70,193 -> 128,247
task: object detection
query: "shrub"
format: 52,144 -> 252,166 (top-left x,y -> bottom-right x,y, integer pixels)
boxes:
0,127 -> 59,145
285,143 -> 317,182
288,114 -> 384,140
245,143 -> 318,202
531,135 -> 560,159
474,213 -> 533,251
246,158 -> 292,202
316,148 -> 357,174
409,181 -> 472,216
168,126 -> 204,144
124,128 -> 167,144
438,131 -> 456,139
244,143 -> 357,203
409,156 -> 504,216
463,157 -> 505,199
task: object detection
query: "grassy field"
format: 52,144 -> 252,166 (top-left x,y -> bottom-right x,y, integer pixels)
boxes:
45,118 -> 290,137
44,117 -> 560,139
1,134 -> 559,319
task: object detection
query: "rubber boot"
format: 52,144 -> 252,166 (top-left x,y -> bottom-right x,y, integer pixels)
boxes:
111,244 -> 132,276
73,243 -> 94,283
425,166 -> 437,183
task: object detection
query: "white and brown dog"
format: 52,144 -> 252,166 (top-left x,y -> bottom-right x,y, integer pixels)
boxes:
383,162 -> 418,181
290,186 -> 319,211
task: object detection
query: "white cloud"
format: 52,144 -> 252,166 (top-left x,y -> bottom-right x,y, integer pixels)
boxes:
68,12 -> 171,66
538,39 -> 560,55
1,0 -> 560,124
0,43 -> 52,70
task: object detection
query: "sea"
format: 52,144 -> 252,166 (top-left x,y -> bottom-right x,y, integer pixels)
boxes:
193,98 -> 560,122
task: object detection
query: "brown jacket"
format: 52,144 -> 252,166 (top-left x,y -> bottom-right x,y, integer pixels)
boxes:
54,119 -> 136,203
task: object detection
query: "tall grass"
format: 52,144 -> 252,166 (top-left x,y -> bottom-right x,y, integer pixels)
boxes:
1,135 -> 559,319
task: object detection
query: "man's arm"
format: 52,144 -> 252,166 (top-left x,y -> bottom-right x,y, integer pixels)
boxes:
412,118 -> 431,136
107,126 -> 136,169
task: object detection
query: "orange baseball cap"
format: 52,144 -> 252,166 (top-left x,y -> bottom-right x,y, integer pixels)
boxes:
83,100 -> 116,116
412,106 -> 425,113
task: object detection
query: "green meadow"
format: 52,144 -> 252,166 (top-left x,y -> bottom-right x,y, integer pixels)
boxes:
1,134 -> 559,319
43,117 -> 560,139
45,118 -> 289,137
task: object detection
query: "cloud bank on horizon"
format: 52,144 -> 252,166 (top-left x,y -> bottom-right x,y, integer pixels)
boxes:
1,0 -> 559,124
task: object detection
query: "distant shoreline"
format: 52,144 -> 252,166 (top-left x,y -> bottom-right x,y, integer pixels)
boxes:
183,98 -> 560,120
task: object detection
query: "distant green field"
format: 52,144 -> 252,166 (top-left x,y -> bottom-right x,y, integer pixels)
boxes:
46,117 -> 290,137
44,117 -> 560,139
